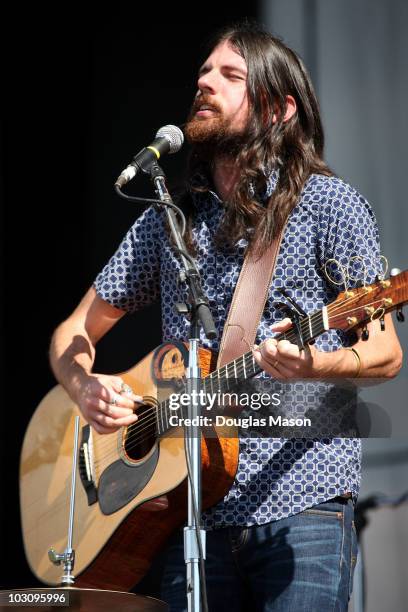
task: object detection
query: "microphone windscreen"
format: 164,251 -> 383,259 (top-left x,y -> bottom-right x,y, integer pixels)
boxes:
155,125 -> 184,154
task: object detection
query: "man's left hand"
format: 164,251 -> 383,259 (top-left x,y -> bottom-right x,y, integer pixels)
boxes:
253,318 -> 322,379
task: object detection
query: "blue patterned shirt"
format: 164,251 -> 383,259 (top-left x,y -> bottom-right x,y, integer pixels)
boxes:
94,172 -> 381,528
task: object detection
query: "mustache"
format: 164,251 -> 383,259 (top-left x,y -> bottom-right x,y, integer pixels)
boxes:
190,94 -> 222,116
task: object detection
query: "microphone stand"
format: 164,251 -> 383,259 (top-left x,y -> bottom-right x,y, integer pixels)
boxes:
150,162 -> 216,612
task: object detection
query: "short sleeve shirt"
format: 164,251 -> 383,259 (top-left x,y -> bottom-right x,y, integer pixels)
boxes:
94,173 -> 382,528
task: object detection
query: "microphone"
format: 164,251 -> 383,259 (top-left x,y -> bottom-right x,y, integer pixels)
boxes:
114,124 -> 184,188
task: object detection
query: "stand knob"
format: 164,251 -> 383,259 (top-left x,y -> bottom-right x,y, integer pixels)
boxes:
174,302 -> 190,316
48,548 -> 75,585
48,548 -> 75,567
48,549 -> 65,565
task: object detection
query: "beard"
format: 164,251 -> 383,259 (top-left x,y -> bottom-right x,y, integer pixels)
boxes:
184,95 -> 249,160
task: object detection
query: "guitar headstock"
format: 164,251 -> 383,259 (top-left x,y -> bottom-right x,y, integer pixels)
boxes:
327,269 -> 408,332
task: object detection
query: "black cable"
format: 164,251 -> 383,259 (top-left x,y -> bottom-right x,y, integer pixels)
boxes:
173,247 -> 197,268
356,490 -> 408,511
183,425 -> 209,612
114,185 -> 187,236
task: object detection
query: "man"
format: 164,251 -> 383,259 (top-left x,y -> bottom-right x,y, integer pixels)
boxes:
50,23 -> 402,611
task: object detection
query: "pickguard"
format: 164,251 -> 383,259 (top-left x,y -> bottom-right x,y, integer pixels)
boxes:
98,445 -> 159,515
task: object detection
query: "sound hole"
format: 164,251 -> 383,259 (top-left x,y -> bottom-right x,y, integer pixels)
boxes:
123,402 -> 157,461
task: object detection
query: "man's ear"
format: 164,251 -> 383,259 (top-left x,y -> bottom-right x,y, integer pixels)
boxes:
272,95 -> 297,124
283,95 -> 297,122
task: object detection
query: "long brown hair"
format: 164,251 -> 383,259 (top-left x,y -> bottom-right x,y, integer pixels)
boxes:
182,21 -> 333,257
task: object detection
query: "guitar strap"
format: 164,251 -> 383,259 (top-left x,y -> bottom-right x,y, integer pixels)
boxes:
217,227 -> 286,368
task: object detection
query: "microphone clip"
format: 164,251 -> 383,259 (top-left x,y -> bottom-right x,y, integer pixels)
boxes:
150,162 -> 166,180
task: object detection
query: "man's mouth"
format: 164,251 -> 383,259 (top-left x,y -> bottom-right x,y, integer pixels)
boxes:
195,103 -> 219,117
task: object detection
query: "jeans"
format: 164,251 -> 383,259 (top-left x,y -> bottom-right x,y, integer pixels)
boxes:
160,498 -> 358,612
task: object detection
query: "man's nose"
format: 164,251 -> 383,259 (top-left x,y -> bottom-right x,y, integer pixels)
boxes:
197,70 -> 218,94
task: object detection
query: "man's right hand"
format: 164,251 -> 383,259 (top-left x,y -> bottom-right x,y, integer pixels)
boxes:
76,373 -> 141,434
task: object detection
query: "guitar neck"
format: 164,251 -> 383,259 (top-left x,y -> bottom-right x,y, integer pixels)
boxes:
146,269 -> 408,437
155,308 -> 327,436
203,307 -> 327,394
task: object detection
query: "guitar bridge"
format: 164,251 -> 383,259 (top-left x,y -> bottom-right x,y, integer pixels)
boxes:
79,425 -> 97,505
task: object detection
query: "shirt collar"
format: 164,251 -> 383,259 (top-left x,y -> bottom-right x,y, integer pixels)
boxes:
189,167 -> 279,209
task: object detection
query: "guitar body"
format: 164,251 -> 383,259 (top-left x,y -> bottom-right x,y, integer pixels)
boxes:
20,269 -> 408,590
20,342 -> 239,590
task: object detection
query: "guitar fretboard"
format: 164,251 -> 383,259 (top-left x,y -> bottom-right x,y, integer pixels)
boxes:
153,309 -> 326,436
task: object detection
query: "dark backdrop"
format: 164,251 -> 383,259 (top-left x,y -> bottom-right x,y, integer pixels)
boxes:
1,6 -> 257,590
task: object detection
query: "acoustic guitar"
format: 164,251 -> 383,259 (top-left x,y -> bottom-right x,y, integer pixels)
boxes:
20,270 -> 408,591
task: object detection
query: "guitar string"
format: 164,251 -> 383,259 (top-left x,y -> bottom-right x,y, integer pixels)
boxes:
41,289 -> 406,521
93,293 -> 390,464
37,286 -> 399,517
90,325 -> 300,463
328,298 -> 391,319
92,293 -> 392,462
91,342 -> 272,466
87,279 -> 402,460
91,362 -> 261,468
91,353 -> 259,460
91,323 -> 295,457
91,296 -> 384,463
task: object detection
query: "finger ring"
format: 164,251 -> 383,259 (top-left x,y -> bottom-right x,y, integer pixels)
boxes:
110,395 -> 118,406
273,360 -> 279,368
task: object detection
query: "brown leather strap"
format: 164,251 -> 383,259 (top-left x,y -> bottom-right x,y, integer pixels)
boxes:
217,229 -> 286,368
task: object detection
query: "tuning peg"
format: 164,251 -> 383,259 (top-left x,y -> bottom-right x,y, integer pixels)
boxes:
390,268 -> 401,276
362,326 -> 370,341
380,316 -> 385,331
396,306 -> 405,323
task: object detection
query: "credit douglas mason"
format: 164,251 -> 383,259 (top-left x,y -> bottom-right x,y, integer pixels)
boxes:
215,416 -> 312,427
169,415 -> 312,428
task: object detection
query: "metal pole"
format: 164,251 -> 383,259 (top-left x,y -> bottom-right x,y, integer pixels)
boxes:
184,338 -> 206,612
48,415 -> 80,585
